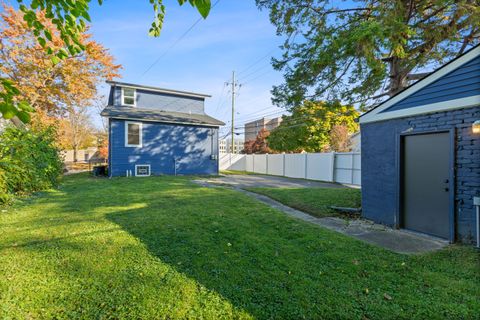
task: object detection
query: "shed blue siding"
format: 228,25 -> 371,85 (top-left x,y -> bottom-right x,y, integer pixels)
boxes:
361,106 -> 480,243
382,55 -> 480,112
111,86 -> 204,114
109,119 -> 219,177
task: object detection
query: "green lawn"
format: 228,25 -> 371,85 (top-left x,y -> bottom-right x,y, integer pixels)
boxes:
246,186 -> 362,218
0,174 -> 478,319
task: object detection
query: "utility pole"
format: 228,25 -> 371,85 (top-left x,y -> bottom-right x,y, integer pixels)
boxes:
226,71 -> 239,153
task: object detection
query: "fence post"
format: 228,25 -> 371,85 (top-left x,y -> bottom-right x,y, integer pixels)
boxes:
350,153 -> 355,185
252,154 -> 255,173
331,152 -> 336,183
266,153 -> 269,175
283,153 -> 286,177
304,153 -> 308,179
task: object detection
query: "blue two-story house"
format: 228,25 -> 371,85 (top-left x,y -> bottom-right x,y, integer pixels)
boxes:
101,81 -> 224,177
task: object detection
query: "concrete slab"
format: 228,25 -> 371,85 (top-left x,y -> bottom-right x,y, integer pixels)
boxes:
193,180 -> 448,254
205,174 -> 345,189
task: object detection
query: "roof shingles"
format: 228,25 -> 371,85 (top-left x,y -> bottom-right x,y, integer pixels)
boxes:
101,106 -> 225,127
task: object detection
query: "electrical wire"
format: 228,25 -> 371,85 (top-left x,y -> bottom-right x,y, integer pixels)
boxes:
236,48 -> 276,76
141,0 -> 222,77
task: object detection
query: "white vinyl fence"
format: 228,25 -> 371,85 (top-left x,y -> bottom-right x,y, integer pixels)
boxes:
220,152 -> 361,186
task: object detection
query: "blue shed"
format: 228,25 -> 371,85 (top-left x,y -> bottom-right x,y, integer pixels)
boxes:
359,45 -> 480,244
101,81 -> 224,177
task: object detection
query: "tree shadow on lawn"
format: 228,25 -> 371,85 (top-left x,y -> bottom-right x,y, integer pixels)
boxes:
104,184 -> 479,319
12,174 -> 475,319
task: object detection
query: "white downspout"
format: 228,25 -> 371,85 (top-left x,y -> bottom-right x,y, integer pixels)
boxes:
474,196 -> 480,248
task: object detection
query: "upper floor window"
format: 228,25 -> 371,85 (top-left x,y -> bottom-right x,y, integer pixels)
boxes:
125,121 -> 142,147
122,87 -> 136,106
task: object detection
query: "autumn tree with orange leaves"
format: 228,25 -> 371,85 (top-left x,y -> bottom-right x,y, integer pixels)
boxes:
243,128 -> 273,154
0,4 -> 121,127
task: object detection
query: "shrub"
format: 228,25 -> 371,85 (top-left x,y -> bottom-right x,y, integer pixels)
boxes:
0,125 -> 63,204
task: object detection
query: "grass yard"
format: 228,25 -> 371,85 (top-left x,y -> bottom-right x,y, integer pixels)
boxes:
246,186 -> 362,218
0,174 -> 479,319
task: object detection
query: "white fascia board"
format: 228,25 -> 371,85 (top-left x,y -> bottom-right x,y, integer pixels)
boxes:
360,95 -> 480,124
359,45 -> 480,123
111,116 -> 221,128
108,81 -> 211,99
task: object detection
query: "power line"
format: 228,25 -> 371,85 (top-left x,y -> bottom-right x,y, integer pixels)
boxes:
235,106 -> 279,120
235,103 -> 285,120
241,69 -> 274,85
233,112 -> 321,136
237,48 -> 276,76
141,0 -> 222,77
237,63 -> 271,82
234,122 -> 306,135
229,106 -> 280,123
223,109 -> 287,129
232,109 -> 287,125
213,81 -> 228,114
224,110 -> 283,128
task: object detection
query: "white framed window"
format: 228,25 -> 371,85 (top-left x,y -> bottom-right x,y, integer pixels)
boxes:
135,164 -> 151,177
125,121 -> 142,147
121,87 -> 136,106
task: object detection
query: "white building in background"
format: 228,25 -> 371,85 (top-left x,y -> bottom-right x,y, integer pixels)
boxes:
61,147 -> 101,163
244,117 -> 283,141
219,139 -> 244,154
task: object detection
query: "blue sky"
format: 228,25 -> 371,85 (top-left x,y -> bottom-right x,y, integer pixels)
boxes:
88,0 -> 287,136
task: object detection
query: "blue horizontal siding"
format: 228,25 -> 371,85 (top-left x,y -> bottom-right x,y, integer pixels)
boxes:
109,119 -> 218,177
112,86 -> 205,114
382,55 -> 480,112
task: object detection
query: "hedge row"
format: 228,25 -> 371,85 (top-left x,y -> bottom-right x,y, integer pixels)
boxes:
0,125 -> 63,204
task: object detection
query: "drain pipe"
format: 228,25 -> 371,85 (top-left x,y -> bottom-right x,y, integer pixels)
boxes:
474,196 -> 480,248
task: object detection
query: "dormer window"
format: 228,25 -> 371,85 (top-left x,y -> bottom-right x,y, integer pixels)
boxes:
122,87 -> 136,106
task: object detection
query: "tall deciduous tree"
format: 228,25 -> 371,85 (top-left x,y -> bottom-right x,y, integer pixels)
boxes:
1,0 -> 212,121
0,5 -> 120,125
58,106 -> 96,162
256,0 -> 480,109
329,124 -> 351,152
244,128 -> 273,154
268,101 -> 359,152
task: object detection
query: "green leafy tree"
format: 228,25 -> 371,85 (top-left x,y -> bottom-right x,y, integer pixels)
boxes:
0,124 -> 63,203
1,0 -> 211,122
268,101 -> 359,152
256,0 -> 480,109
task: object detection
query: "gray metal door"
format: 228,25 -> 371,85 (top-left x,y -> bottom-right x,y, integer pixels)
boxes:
402,132 -> 450,239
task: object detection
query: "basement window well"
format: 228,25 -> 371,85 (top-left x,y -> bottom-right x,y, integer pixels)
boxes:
135,165 -> 151,177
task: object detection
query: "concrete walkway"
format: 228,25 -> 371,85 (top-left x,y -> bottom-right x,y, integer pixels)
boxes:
194,180 -> 448,254
205,174 -> 345,189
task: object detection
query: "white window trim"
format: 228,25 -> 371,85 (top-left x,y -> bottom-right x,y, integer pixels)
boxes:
121,87 -> 136,107
125,121 -> 142,147
135,164 -> 151,177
